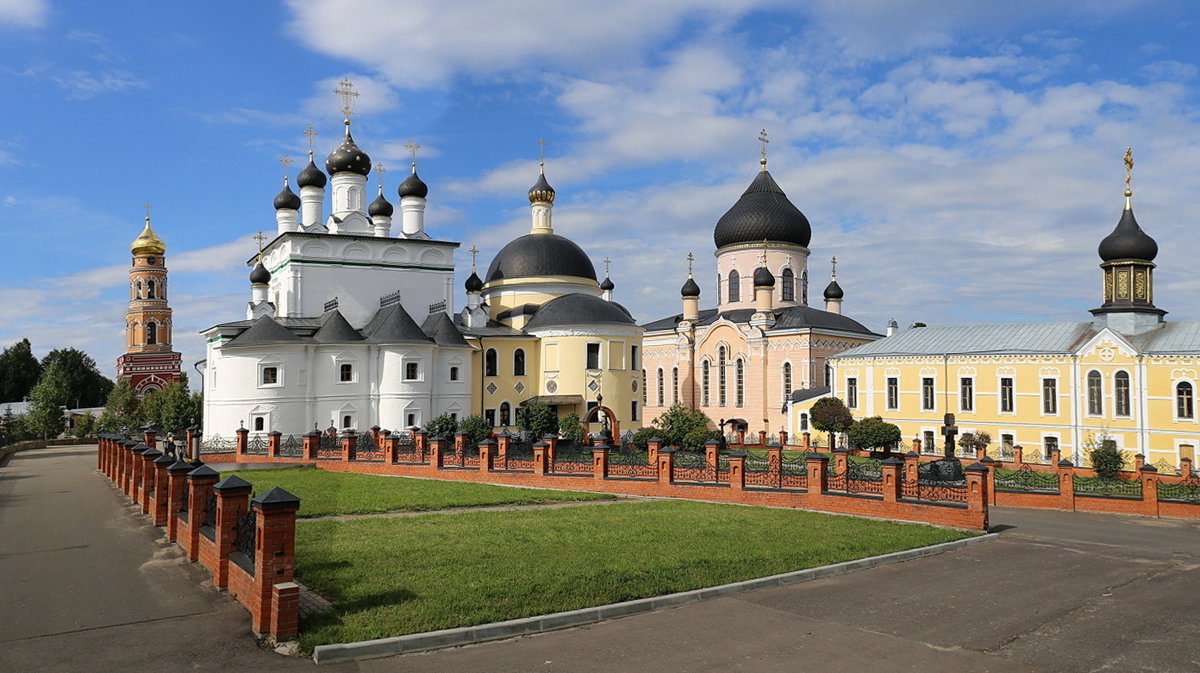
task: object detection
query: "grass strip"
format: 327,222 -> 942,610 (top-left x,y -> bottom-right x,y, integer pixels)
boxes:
227,466 -> 614,518
295,499 -> 974,650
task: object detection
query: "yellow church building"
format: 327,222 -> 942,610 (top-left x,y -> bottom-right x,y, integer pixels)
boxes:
789,151 -> 1200,473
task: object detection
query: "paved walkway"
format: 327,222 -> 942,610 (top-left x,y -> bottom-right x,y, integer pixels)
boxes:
3,445 -> 1199,672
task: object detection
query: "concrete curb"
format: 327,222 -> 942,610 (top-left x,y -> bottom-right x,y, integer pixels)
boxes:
312,532 -> 998,664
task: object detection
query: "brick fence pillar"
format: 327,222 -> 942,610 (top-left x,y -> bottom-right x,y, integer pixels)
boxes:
1012,445 -> 1024,467
139,446 -> 163,513
143,426 -> 158,452
767,443 -> 784,489
532,441 -> 548,474
414,431 -> 428,455
964,462 -> 990,530
979,456 -> 997,505
428,436 -> 446,469
380,430 -> 396,463
235,427 -> 248,460
1049,448 -> 1062,465
903,451 -> 920,485
806,453 -> 829,493
911,438 -> 922,454
251,487 -> 302,639
657,447 -> 675,486
131,443 -> 147,502
341,430 -> 356,463
1135,453 -> 1146,470
543,435 -> 559,464
881,457 -> 902,503
833,448 -> 849,483
268,431 -> 282,458
478,439 -> 495,472
184,465 -> 220,562
186,427 -> 198,461
370,426 -> 381,445
779,430 -> 789,447
211,475 -> 253,588
302,431 -> 319,460
727,451 -> 746,491
165,460 -> 193,541
1139,465 -> 1160,517
453,431 -> 467,456
647,438 -> 661,466
1181,457 -> 1194,478
116,440 -> 131,494
705,440 -> 721,471
736,429 -> 745,446
593,444 -> 609,481
802,432 -> 812,452
1057,459 -> 1076,511
758,430 -> 768,446
151,453 -> 174,526
496,433 -> 511,470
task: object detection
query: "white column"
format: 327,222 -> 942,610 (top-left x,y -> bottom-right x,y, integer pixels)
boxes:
400,197 -> 425,237
301,186 -> 324,229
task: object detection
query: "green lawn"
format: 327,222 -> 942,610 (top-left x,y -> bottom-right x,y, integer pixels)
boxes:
227,466 -> 614,518
295,500 -> 975,650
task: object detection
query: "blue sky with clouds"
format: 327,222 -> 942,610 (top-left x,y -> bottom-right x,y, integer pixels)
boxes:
1,0 -> 1198,389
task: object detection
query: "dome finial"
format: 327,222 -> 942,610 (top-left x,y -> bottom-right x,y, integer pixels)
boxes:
1123,146 -> 1134,204
681,252 -> 701,297
279,153 -> 293,179
304,124 -> 318,152
536,138 -> 547,174
758,129 -> 769,171
374,162 -> 387,193
469,245 -> 479,273
831,256 -> 837,280
131,202 -> 167,256
687,252 -> 695,278
333,77 -> 358,134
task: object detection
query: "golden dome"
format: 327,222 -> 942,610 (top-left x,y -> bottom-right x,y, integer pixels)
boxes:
130,217 -> 166,256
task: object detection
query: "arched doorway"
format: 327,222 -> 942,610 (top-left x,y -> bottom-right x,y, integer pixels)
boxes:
584,405 -> 620,443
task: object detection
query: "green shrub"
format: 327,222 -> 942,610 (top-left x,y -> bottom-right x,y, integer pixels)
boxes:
425,413 -> 458,439
1089,438 -> 1124,479
559,413 -> 585,444
629,427 -> 658,449
516,402 -> 558,439
458,414 -> 493,446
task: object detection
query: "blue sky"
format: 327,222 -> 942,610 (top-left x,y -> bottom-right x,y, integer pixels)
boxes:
1,0 -> 1199,389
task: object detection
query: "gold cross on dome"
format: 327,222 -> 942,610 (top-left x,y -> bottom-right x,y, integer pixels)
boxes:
1124,146 -> 1134,197
686,252 -> 694,277
143,202 -> 152,221
333,77 -> 359,120
759,129 -> 769,169
404,140 -> 420,160
831,256 -> 838,279
253,231 -> 266,251
279,153 -> 293,173
536,138 -> 547,166
374,162 -> 387,186
303,125 -> 318,153
469,245 -> 479,271
603,257 -> 611,276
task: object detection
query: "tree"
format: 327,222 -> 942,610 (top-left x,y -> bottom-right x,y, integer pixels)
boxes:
26,362 -> 70,438
1085,432 -> 1124,479
39,348 -> 114,408
458,414 -> 492,446
558,412 -> 585,445
650,404 -> 718,450
101,379 -> 140,433
73,413 -> 97,439
848,416 -> 902,451
0,338 -> 42,403
426,413 -> 459,438
149,381 -> 198,433
516,401 -> 558,439
810,397 -> 853,449
958,431 -> 991,458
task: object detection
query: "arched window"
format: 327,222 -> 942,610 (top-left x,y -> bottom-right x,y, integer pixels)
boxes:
718,346 -> 727,407
1087,370 -> 1103,415
1177,382 -> 1194,419
801,270 -> 808,305
1115,371 -> 1131,417
146,322 -> 157,344
783,362 -> 792,397
656,369 -> 664,406
135,280 -> 142,299
781,268 -> 795,302
672,367 -> 679,405
484,348 -> 498,376
342,415 -> 352,429
513,348 -> 526,376
254,417 -> 265,432
727,271 -> 740,302
735,359 -> 745,407
702,361 -> 710,406
147,279 -> 155,299
499,402 -> 511,427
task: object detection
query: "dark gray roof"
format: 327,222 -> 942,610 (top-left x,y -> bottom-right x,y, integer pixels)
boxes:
681,276 -> 700,297
453,316 -> 530,338
713,170 -> 811,249
297,153 -> 327,188
641,305 -> 877,336
273,182 -> 300,210
485,233 -> 596,283
1099,202 -> 1157,262
823,279 -> 843,300
790,387 -> 830,403
223,315 -> 305,348
421,312 -> 470,347
249,261 -> 270,285
525,293 -> 637,330
495,303 -> 541,322
368,191 -> 393,217
361,303 -> 433,344
398,169 -> 428,198
312,310 -> 364,343
1132,321 -> 1200,354
833,322 -> 1093,358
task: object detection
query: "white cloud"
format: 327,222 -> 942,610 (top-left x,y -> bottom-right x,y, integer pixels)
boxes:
0,0 -> 47,28
51,69 -> 148,99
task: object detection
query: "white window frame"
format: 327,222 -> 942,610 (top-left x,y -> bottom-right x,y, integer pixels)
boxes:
259,362 -> 283,388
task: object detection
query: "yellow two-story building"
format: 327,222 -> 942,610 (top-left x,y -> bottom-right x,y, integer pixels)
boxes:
790,153 -> 1200,472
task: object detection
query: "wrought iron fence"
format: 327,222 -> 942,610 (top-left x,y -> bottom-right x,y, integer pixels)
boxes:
279,434 -> 303,458
743,453 -> 778,488
830,456 -> 882,494
1074,475 -> 1142,499
552,445 -> 592,474
393,431 -> 421,462
725,433 -> 739,445
673,449 -> 716,482
505,440 -> 535,471
460,443 -> 480,468
1158,475 -> 1200,504
317,431 -> 341,460
245,433 -> 268,456
234,508 -> 256,569
994,465 -> 1060,494
900,458 -> 967,503
203,491 -> 217,528
199,433 -> 234,454
607,446 -> 655,479
355,432 -> 385,461
780,451 -> 808,489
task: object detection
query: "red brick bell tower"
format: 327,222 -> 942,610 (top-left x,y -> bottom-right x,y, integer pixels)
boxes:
116,206 -> 182,394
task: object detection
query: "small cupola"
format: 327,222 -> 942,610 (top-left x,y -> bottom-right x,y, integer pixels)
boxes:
297,151 -> 327,189
273,178 -> 301,211
368,187 -> 393,217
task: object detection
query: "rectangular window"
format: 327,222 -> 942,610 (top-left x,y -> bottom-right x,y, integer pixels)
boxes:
923,430 -> 935,454
1001,433 -> 1014,458
886,377 -> 898,410
339,363 -> 353,382
262,366 -> 278,385
922,377 -> 935,411
1044,436 -> 1059,462
406,413 -> 416,427
846,377 -> 858,409
631,401 -> 639,422
630,345 -> 640,370
1000,377 -> 1014,413
405,362 -> 419,380
449,366 -> 459,381
960,377 -> 973,412
586,343 -> 600,370
1042,378 -> 1057,414
484,408 -> 496,427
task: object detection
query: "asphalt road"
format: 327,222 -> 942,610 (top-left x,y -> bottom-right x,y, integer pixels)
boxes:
3,444 -> 1198,672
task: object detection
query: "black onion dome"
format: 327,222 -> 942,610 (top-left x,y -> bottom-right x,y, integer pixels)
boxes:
714,170 -> 811,249
325,131 -> 372,176
464,271 -> 483,292
273,182 -> 300,210
753,266 -> 775,288
600,276 -> 615,291
249,261 -> 271,285
681,277 -> 701,297
398,170 -> 428,199
525,293 -> 636,330
368,191 -> 393,217
485,233 -> 597,283
528,171 -> 556,204
297,155 -> 327,188
824,279 -> 844,300
1098,204 -> 1158,262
